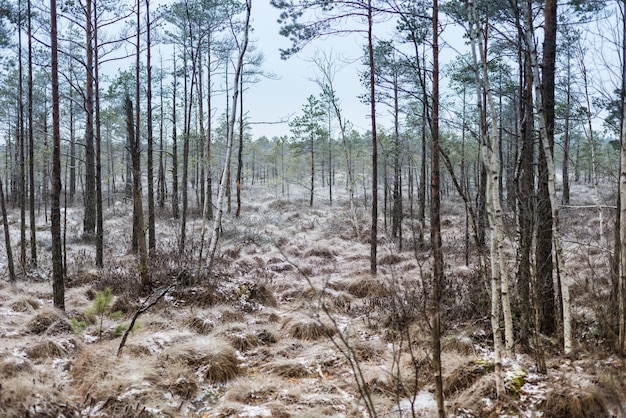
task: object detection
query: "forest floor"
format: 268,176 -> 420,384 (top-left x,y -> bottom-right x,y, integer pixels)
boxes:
1,182 -> 626,417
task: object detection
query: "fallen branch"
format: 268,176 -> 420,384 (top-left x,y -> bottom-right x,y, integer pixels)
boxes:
117,284 -> 175,357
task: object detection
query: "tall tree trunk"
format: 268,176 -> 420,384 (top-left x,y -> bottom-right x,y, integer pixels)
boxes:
0,175 -> 16,282
523,0 -> 572,354
367,0 -> 378,275
618,0 -> 626,355
172,54 -> 179,219
18,0 -> 26,270
93,0 -> 103,267
467,1 -> 506,395
207,0 -> 251,274
431,0 -> 444,415
50,0 -> 64,310
84,0 -> 96,238
146,0 -> 155,251
126,96 -> 149,289
236,74 -> 244,216
27,0 -> 36,267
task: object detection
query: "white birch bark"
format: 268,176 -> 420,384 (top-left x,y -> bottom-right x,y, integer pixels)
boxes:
522,2 -> 572,355
466,0 -> 509,396
206,1 -> 251,274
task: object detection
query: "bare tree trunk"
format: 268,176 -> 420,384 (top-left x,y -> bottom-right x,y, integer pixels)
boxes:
523,0 -> 571,354
236,74 -> 244,216
467,0 -> 510,394
27,0 -> 36,267
93,0 -> 104,267
431,1 -> 444,414
0,175 -> 15,282
367,0 -> 378,275
207,0 -> 251,274
50,0 -> 64,310
84,0 -> 96,238
146,0 -> 155,252
618,0 -> 626,355
18,0 -> 26,271
172,53 -> 179,219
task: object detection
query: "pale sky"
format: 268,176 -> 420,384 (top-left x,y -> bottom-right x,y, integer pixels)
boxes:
245,1 -> 388,139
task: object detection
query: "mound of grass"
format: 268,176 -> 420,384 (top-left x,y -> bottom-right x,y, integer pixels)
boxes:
185,315 -> 215,335
10,297 -> 40,312
270,360 -> 313,378
26,308 -> 64,334
25,339 -> 69,360
284,318 -> 336,341
443,359 -> 494,397
541,386 -> 612,418
0,357 -> 34,378
161,338 -> 240,383
303,246 -> 336,259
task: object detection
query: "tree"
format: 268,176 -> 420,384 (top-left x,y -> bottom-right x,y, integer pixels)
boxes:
207,0 -> 251,274
272,0 -> 382,276
289,94 -> 327,207
51,0 -> 65,310
431,1 -> 444,415
0,175 -> 15,282
522,0 -> 572,355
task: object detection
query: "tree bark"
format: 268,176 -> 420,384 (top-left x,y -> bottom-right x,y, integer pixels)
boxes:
207,0 -> 251,274
50,0 -> 64,310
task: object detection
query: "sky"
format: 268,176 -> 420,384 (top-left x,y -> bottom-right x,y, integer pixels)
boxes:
244,2 -> 390,140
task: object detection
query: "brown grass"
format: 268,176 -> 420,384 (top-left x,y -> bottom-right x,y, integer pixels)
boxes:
341,277 -> 388,299
269,360 -> 313,378
443,360 -> 494,397
25,308 -> 64,334
541,387 -> 612,418
161,338 -> 240,383
442,334 -> 476,355
0,357 -> 34,378
378,253 -> 405,265
283,317 -> 336,341
448,374 -> 499,416
9,297 -> 40,312
45,318 -> 73,335
25,339 -> 70,360
184,315 -> 215,335
303,245 -> 336,259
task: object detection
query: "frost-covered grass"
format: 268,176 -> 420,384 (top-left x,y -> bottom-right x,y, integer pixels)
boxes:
0,182 -> 624,416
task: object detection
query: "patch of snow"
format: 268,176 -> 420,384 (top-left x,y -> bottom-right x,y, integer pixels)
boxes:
238,404 -> 272,417
389,391 -> 437,417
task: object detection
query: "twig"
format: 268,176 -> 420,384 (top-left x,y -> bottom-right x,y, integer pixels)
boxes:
117,284 -> 175,357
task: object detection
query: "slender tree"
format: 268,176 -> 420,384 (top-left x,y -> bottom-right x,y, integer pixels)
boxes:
51,0 -> 64,310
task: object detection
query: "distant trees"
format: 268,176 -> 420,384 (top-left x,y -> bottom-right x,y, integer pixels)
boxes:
289,95 -> 327,207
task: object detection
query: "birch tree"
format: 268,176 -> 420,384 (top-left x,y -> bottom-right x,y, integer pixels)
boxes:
206,0 -> 251,274
522,0 -> 572,355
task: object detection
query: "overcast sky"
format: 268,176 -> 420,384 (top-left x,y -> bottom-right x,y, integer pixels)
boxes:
244,2 -> 385,140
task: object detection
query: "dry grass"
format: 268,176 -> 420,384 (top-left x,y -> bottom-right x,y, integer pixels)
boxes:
161,338 -> 240,383
268,360 -> 314,378
0,374 -> 73,418
443,359 -> 494,397
541,386 -> 612,418
303,245 -> 336,259
25,339 -> 72,360
184,314 -> 215,335
378,253 -> 405,265
221,325 -> 260,351
283,317 -> 336,341
338,277 -> 388,299
0,357 -> 34,378
442,333 -> 476,355
449,374 -> 499,416
9,297 -> 40,312
25,307 -> 64,334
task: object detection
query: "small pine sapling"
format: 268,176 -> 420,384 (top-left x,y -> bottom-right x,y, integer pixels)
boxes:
86,287 -> 124,340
